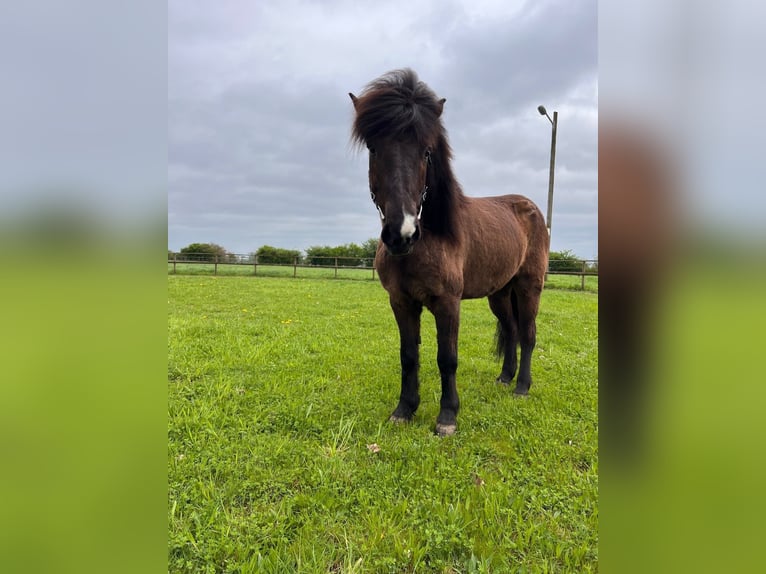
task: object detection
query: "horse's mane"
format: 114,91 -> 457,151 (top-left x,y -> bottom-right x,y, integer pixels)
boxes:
351,69 -> 443,148
351,69 -> 465,238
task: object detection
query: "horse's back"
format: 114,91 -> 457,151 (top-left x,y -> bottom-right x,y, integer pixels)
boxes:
460,194 -> 548,298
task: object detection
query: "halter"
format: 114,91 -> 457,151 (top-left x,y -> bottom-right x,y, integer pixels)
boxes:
370,150 -> 431,221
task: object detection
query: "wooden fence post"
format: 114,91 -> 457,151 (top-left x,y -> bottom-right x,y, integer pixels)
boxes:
293,256 -> 298,278
334,257 -> 338,278
214,255 -> 218,275
254,255 -> 258,276
173,253 -> 177,274
581,260 -> 586,290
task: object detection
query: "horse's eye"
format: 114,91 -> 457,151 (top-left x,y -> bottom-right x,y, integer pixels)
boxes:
367,146 -> 376,156
424,149 -> 432,161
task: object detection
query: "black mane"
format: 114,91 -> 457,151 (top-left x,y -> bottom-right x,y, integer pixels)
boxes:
351,69 -> 443,148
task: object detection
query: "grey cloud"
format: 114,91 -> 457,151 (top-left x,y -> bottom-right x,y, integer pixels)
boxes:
169,0 -> 597,257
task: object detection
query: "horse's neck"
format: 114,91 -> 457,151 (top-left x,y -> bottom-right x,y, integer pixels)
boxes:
424,167 -> 463,237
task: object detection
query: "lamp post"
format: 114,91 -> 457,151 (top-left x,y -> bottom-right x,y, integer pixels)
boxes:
537,105 -> 557,242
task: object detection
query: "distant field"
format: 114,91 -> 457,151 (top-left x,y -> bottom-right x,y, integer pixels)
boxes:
167,261 -> 598,292
168,275 -> 598,572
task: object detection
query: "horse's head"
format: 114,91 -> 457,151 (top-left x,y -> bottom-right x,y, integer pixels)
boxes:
356,130 -> 436,255
349,69 -> 446,256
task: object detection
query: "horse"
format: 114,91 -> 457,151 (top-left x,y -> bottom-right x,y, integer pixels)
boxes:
349,69 -> 549,436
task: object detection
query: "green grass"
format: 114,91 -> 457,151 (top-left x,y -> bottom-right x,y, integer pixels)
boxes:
543,273 -> 598,293
168,262 -> 379,281
167,262 -> 598,293
168,276 -> 598,573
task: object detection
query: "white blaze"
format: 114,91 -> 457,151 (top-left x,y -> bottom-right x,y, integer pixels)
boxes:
400,212 -> 417,239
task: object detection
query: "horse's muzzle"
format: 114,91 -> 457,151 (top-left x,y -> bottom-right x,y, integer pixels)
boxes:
381,221 -> 420,256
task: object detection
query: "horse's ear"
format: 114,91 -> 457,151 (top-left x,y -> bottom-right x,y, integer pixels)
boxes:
436,98 -> 446,117
349,93 -> 359,109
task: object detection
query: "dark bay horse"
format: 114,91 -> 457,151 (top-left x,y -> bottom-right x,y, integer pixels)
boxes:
349,69 -> 549,436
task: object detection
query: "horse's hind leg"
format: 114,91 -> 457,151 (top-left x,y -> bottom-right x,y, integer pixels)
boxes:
488,286 -> 518,384
514,277 -> 543,396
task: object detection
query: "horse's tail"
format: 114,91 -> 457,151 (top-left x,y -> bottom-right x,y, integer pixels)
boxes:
494,320 -> 506,359
493,288 -> 518,359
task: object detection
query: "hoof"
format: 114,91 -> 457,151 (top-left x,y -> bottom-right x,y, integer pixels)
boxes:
495,376 -> 512,386
389,414 -> 411,424
435,423 -> 457,437
513,389 -> 529,398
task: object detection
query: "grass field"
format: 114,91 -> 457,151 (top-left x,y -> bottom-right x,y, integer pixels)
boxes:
168,275 -> 598,572
167,262 -> 598,293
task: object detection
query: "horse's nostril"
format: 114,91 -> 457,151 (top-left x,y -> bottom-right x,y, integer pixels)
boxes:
381,227 -> 395,249
381,225 -> 392,245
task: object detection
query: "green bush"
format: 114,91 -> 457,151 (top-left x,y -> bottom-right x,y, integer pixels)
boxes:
305,241 -> 377,267
548,249 -> 583,273
255,245 -> 301,265
178,242 -> 229,263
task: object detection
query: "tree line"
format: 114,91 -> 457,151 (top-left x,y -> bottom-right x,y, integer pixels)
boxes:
548,249 -> 598,273
169,242 -> 595,272
169,240 -> 380,267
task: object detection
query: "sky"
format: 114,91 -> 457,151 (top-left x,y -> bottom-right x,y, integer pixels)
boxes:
168,0 -> 598,259
0,2 -> 165,228
600,0 -> 766,243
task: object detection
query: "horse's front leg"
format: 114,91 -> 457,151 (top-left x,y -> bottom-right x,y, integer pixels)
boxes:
431,296 -> 461,436
389,296 -> 423,423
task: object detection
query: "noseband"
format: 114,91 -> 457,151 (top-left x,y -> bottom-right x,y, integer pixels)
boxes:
370,151 -> 431,221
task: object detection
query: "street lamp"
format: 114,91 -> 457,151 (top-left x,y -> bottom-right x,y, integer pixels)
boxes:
537,105 -> 558,242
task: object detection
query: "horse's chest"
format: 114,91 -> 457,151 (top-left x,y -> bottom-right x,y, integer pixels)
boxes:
377,255 -> 461,300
